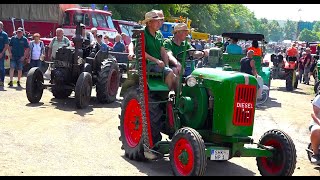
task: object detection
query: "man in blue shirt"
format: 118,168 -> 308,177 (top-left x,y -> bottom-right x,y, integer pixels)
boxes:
95,34 -> 108,52
226,38 -> 243,54
8,27 -> 29,87
0,21 -> 9,87
112,34 -> 125,52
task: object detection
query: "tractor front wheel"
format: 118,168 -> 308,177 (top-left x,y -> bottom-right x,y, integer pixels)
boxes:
256,129 -> 297,176
314,81 -> 320,95
75,72 -> 92,109
26,67 -> 44,103
170,127 -> 207,176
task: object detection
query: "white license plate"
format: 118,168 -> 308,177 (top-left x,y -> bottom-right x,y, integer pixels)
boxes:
210,149 -> 229,160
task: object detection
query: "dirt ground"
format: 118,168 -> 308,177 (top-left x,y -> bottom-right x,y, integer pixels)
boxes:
0,74 -> 319,176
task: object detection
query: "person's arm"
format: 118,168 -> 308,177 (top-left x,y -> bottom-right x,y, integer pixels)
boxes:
128,42 -> 135,60
23,39 -> 30,61
145,52 -> 165,68
250,59 -> 258,76
0,34 -> 9,59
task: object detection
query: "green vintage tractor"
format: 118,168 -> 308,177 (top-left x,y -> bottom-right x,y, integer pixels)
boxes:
118,29 -> 296,176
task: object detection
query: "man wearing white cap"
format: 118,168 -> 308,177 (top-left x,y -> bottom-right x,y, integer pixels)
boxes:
128,10 -> 175,90
163,23 -> 209,76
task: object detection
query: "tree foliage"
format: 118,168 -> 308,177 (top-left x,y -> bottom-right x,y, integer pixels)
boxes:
298,29 -> 319,42
81,4 -> 320,42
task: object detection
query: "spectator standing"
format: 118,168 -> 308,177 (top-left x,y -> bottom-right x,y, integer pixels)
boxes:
48,28 -> 70,60
104,35 -> 114,48
7,27 -> 29,87
0,21 -> 9,87
95,34 -> 108,52
28,33 -> 45,69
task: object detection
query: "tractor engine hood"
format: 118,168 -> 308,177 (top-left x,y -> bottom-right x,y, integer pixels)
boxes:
191,68 -> 257,86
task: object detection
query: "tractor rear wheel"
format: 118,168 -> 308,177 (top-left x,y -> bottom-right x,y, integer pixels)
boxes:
75,72 -> 92,109
119,86 -> 145,161
26,67 -> 44,103
96,59 -> 120,103
170,127 -> 207,176
256,129 -> 297,176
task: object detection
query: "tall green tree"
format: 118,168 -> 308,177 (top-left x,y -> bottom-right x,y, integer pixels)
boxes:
283,20 -> 297,40
298,29 -> 319,42
313,21 -> 320,32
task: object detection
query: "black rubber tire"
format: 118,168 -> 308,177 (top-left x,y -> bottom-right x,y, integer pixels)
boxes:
148,93 -> 164,143
96,59 -> 120,103
170,127 -> 207,176
294,72 -> 298,89
52,87 -> 72,99
83,63 -> 92,73
26,67 -> 44,103
257,89 -> 269,106
75,72 -> 92,109
119,86 -> 145,161
285,70 -> 293,91
256,129 -> 297,176
314,81 -> 320,94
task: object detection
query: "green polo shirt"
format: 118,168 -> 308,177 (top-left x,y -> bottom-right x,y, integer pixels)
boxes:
144,27 -> 164,60
163,37 -> 192,61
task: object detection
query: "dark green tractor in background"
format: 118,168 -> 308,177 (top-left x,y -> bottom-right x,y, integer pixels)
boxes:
203,33 -> 271,105
118,29 -> 296,176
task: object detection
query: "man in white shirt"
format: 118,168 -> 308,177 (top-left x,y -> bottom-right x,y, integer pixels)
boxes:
28,33 -> 45,69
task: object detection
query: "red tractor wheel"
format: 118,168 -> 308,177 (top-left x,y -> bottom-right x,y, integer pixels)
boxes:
170,127 -> 207,176
119,86 -> 145,161
256,129 -> 297,176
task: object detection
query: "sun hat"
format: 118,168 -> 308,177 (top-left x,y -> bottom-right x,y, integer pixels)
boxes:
173,23 -> 189,34
142,10 -> 162,24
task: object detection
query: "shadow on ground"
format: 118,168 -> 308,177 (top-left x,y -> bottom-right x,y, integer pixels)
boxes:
274,87 -> 309,95
25,96 -> 122,116
256,97 -> 281,110
121,156 -> 256,176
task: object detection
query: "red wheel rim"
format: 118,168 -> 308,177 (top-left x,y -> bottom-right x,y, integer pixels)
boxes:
167,102 -> 174,128
124,99 -> 142,148
260,139 -> 284,174
107,69 -> 118,96
173,138 -> 194,176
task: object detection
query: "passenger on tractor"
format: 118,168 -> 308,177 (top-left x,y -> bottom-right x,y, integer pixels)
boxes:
163,23 -> 209,79
127,10 -> 176,91
286,43 -> 299,61
240,50 -> 261,94
247,40 -> 262,56
309,94 -> 320,164
226,38 -> 243,54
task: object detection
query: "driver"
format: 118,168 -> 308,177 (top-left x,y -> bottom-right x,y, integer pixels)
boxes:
163,23 -> 209,78
128,10 -> 176,91
309,94 -> 320,164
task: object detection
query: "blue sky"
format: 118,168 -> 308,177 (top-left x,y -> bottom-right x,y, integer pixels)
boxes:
244,4 -> 320,22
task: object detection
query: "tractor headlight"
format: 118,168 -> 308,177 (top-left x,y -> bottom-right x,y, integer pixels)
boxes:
186,75 -> 197,87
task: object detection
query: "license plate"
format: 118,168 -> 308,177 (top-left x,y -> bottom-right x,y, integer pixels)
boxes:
210,149 -> 229,160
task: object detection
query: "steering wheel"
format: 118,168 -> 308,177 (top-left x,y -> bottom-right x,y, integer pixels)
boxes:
176,49 -> 205,62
